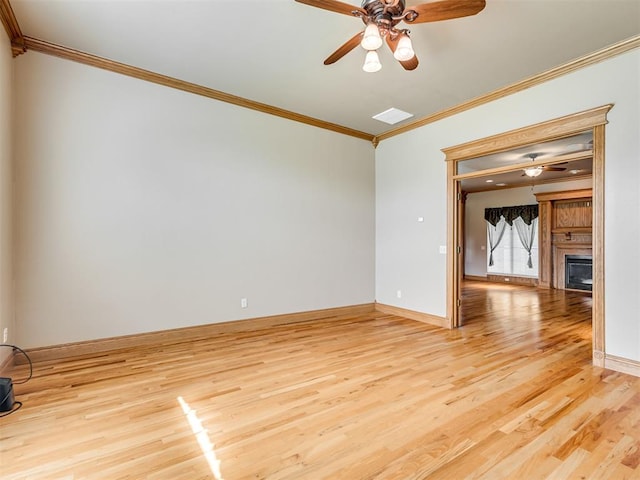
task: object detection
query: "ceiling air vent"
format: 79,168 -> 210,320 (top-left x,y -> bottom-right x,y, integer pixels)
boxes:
372,107 -> 413,125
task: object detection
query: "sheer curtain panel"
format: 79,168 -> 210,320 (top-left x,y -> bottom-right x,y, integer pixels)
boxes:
487,218 -> 507,267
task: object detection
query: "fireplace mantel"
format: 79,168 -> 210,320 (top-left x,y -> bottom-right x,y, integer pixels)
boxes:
554,246 -> 593,291
535,188 -> 593,289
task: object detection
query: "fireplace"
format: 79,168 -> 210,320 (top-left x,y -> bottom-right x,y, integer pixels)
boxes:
565,255 -> 593,291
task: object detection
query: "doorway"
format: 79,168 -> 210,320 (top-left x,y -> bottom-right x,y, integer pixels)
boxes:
443,105 -> 612,367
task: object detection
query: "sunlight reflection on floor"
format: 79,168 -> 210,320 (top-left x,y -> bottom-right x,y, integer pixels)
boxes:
178,396 -> 224,480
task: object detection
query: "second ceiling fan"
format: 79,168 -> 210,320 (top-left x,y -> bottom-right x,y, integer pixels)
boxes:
295,0 -> 486,71
522,153 -> 568,178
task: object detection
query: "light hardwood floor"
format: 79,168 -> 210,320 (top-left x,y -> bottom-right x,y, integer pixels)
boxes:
2,282 -> 639,479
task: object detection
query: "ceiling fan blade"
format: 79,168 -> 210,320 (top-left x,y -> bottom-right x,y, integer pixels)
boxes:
385,35 -> 419,71
324,32 -> 363,65
405,0 -> 486,24
543,166 -> 567,171
295,0 -> 366,17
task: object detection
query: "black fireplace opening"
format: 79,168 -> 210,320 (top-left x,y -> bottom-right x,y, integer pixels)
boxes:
565,255 -> 593,291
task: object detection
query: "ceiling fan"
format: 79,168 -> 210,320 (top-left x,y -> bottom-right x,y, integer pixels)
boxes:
295,0 -> 486,71
522,154 -> 568,178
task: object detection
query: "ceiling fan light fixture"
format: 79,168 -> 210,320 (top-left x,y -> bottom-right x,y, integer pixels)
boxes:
361,23 -> 383,51
393,33 -> 415,61
298,0 -> 487,72
524,166 -> 543,178
363,50 -> 382,72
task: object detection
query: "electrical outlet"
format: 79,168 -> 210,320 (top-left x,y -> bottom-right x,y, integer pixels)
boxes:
2,328 -> 7,343
241,298 -> 248,309
396,290 -> 402,299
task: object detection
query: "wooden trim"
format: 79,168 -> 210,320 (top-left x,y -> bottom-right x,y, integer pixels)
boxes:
0,350 -> 14,375
593,349 -> 605,368
374,36 -> 639,143
11,29 -> 634,148
21,36 -> 375,144
0,0 -> 25,56
454,151 -> 592,181
535,188 -> 593,290
3,6 -> 635,145
464,275 -> 488,282
534,188 -> 593,202
486,275 -> 538,287
446,106 -> 611,365
458,189 -> 466,290
375,303 -> 448,329
553,246 -> 592,291
592,124 -> 605,360
537,200 -> 552,288
443,106 -> 612,163
446,160 -> 459,328
465,275 -> 538,286
9,29 -> 635,147
604,354 -> 640,378
19,303 -> 376,364
552,227 -> 592,234
465,174 -> 593,194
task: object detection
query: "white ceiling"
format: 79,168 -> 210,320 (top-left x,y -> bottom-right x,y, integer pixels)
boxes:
459,131 -> 594,192
9,0 -> 640,137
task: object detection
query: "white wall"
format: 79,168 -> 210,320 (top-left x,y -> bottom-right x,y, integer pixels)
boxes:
14,52 -> 375,348
375,129 -> 448,316
0,37 -> 14,364
465,179 -> 592,277
376,49 -> 640,362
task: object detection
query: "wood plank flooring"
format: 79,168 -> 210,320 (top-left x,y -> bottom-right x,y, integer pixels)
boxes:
2,282 -> 640,479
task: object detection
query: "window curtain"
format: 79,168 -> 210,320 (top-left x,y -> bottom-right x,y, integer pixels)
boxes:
485,204 -> 538,268
513,216 -> 538,268
487,217 -> 507,267
484,204 -> 538,227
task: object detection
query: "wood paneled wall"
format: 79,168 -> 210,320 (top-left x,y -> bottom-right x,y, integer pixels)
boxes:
535,189 -> 593,290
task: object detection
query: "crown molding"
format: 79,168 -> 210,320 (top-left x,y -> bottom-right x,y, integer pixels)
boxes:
4,0 -> 639,147
21,36 -> 375,144
373,34 -> 640,144
0,0 -> 25,56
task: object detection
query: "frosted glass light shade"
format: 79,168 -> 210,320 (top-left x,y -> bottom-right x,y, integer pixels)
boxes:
363,50 -> 382,72
524,166 -> 543,177
361,23 -> 383,50
393,34 -> 414,61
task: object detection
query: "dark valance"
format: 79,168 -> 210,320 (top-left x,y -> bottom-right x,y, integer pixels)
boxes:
484,204 -> 538,227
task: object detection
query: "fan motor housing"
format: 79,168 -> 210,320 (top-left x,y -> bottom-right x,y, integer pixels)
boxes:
362,0 -> 406,25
